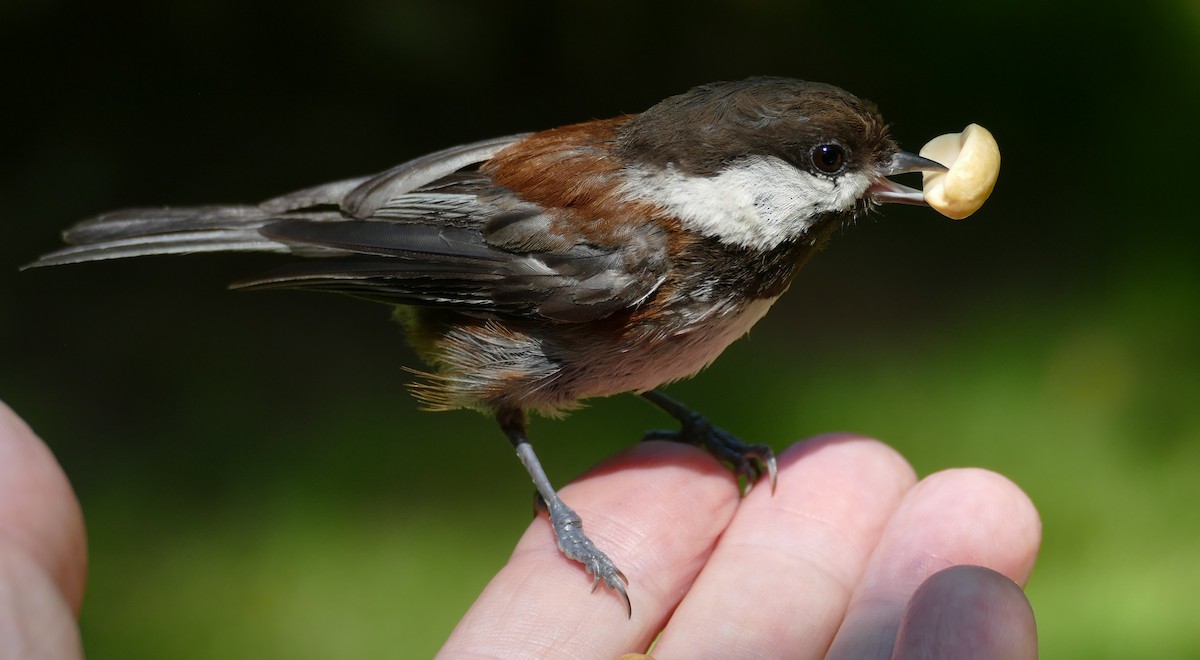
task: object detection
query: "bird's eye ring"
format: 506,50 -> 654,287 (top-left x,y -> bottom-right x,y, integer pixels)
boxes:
810,143 -> 846,175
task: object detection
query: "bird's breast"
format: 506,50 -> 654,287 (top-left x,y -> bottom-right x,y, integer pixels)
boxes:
403,294 -> 780,416
611,295 -> 780,391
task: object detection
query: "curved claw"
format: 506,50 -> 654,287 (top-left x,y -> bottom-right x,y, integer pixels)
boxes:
737,444 -> 778,496
638,390 -> 777,495
585,554 -> 631,616
606,570 -> 631,618
616,579 -> 631,618
545,495 -> 633,617
643,421 -> 776,496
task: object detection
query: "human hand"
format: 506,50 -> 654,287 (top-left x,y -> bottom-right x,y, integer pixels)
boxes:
0,401 -> 87,659
440,435 -> 1040,659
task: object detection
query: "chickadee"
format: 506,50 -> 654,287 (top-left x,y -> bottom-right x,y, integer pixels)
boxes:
28,76 -> 946,615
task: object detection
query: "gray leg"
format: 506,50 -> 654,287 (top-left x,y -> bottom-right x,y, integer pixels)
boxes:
497,408 -> 631,616
641,389 -> 777,494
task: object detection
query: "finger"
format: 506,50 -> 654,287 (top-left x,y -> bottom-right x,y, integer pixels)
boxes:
893,565 -> 1037,660
826,468 -> 1041,660
0,547 -> 84,659
0,401 -> 87,659
438,441 -> 741,659
652,435 -> 918,659
0,400 -> 87,611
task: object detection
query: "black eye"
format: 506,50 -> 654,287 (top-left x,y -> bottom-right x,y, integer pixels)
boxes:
810,144 -> 846,174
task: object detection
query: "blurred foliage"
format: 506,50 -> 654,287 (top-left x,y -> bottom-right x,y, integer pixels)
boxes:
2,0 -> 1199,657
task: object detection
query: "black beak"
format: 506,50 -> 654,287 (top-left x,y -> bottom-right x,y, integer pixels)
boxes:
867,151 -> 948,206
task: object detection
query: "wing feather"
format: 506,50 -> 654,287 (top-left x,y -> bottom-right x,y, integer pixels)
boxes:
243,214 -> 669,323
29,132 -> 671,323
339,134 -> 531,218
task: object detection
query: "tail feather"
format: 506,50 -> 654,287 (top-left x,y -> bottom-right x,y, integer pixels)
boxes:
24,228 -> 290,268
26,135 -> 533,272
62,205 -> 268,244
26,205 -> 297,269
25,204 -> 354,269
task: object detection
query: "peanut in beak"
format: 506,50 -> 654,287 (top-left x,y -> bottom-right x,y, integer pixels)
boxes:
920,124 -> 1001,220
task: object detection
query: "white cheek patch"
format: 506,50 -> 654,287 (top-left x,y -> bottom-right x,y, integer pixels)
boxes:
621,156 -> 871,250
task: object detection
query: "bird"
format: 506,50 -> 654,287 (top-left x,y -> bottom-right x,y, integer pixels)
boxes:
26,76 -> 947,616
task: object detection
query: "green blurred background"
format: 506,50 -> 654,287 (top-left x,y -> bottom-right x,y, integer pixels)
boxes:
3,0 -> 1199,657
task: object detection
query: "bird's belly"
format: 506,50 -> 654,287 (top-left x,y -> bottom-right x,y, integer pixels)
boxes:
407,296 -> 779,415
559,296 -> 780,402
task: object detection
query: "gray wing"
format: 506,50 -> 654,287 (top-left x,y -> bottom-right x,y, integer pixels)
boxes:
259,134 -> 531,218
27,134 -> 671,323
236,173 -> 672,323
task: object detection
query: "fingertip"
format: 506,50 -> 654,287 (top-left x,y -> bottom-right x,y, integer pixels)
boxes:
781,432 -> 918,476
893,565 -> 1037,660
0,549 -> 85,659
771,433 -> 919,505
826,466 -> 1042,659
0,400 -> 88,613
0,400 -> 34,440
909,468 -> 1042,586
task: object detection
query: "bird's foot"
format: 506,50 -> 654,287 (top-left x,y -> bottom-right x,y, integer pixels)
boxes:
537,494 -> 631,616
643,411 -> 777,495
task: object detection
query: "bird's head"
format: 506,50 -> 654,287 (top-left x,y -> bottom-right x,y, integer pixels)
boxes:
612,77 -> 945,250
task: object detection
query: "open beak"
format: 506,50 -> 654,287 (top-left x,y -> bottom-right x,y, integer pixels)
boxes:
867,151 -> 948,206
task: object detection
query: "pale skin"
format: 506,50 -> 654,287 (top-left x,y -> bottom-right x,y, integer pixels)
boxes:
442,436 -> 1041,659
0,400 -> 1039,659
0,400 -> 87,660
